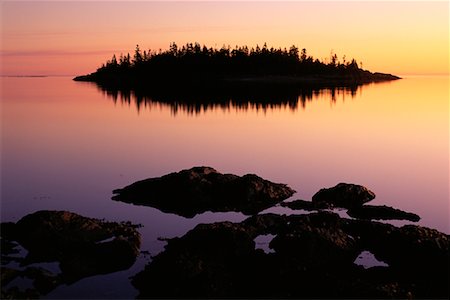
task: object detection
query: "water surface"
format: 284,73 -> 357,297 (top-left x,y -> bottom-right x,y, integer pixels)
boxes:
1,75 -> 448,298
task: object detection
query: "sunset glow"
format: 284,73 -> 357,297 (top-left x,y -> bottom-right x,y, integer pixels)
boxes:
1,1 -> 448,76
2,1 -> 449,296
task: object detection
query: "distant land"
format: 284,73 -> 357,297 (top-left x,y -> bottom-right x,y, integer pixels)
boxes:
74,42 -> 400,88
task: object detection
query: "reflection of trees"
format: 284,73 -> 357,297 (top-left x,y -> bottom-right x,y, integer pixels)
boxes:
76,42 -> 399,114
96,82 -> 361,115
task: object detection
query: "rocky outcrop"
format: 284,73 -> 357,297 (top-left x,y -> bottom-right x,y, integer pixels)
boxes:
344,219 -> 449,297
112,166 -> 295,218
347,205 -> 420,222
1,210 -> 141,298
312,183 -> 376,208
132,212 -> 449,299
282,200 -> 420,222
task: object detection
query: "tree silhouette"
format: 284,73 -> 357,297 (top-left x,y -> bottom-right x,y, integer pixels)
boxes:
133,45 -> 143,65
75,42 -> 400,88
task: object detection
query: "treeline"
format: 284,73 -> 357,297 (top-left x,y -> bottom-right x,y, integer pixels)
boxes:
90,42 -> 363,81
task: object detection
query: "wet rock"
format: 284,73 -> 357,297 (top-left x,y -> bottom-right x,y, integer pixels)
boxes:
132,211 -> 448,299
22,267 -> 61,295
0,266 -> 60,299
1,210 -> 141,297
280,199 -> 323,211
1,286 -> 40,300
344,219 -> 449,298
112,166 -> 295,218
241,213 -> 287,237
279,188 -> 419,224
270,212 -> 359,267
132,221 -> 257,298
312,183 -> 375,208
347,205 -> 420,222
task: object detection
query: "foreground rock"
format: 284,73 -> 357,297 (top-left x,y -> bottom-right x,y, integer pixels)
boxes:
347,205 -> 420,222
132,212 -> 448,299
112,166 -> 295,218
1,210 -> 141,298
312,183 -> 376,208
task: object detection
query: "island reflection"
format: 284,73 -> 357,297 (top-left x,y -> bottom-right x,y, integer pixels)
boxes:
95,83 -> 362,115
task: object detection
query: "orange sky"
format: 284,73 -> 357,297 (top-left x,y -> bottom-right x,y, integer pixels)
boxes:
1,1 -> 448,76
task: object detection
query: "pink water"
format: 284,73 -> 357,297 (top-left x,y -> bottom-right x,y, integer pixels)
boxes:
1,75 -> 448,297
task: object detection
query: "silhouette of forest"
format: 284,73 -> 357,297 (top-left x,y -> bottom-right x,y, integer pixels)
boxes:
74,42 -> 400,87
75,42 -> 399,112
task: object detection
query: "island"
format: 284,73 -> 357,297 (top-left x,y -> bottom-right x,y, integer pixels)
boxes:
74,42 -> 400,90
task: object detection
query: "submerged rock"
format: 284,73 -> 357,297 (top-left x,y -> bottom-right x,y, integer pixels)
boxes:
112,166 -> 295,218
347,205 -> 420,222
312,183 -> 376,208
0,210 -> 141,297
132,212 -> 448,299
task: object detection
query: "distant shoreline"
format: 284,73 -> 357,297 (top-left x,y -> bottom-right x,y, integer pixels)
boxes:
2,75 -> 48,78
73,73 -> 401,87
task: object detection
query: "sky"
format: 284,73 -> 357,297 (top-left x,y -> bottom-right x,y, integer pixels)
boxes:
1,1 -> 448,76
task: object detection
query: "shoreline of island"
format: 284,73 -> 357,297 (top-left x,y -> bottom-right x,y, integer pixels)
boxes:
73,42 -> 401,89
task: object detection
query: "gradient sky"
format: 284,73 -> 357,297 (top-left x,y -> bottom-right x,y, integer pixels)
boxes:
1,1 -> 448,76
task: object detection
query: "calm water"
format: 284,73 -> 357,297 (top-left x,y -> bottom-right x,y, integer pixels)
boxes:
1,76 -> 449,298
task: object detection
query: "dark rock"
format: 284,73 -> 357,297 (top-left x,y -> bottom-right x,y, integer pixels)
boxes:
132,221 -> 257,298
241,213 -> 287,237
22,267 -> 61,295
347,205 -> 420,222
279,190 -> 419,224
132,211 -> 448,299
312,183 -> 375,208
12,211 -> 141,273
0,267 -> 21,287
1,286 -> 40,300
0,210 -> 141,297
0,266 -> 60,299
280,199 -> 320,211
344,219 -> 449,298
269,212 -> 359,267
0,222 -> 18,240
112,166 -> 295,218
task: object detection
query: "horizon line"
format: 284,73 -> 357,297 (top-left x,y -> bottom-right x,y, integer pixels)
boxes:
1,73 -> 449,78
